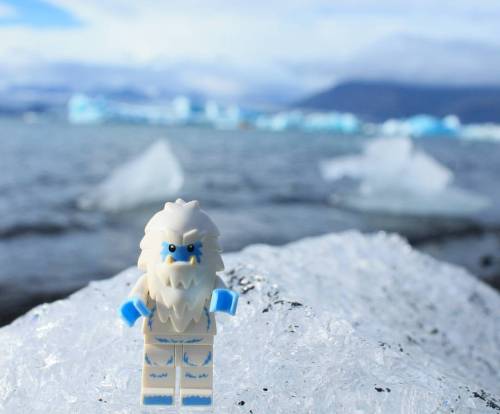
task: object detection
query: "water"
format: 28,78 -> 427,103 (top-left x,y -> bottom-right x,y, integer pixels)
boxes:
1,118 -> 500,325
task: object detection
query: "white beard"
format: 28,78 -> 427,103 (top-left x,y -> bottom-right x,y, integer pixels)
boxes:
146,261 -> 216,332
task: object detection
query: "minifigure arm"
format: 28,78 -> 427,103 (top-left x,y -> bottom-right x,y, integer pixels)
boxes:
119,274 -> 151,327
129,273 -> 149,302
209,275 -> 239,316
214,275 -> 228,289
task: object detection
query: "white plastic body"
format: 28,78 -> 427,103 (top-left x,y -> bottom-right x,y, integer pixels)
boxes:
125,199 -> 230,406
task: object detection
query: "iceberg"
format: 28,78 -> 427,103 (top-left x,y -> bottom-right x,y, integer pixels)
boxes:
254,110 -> 360,134
0,232 -> 499,413
67,94 -> 107,124
66,94 -> 247,128
67,94 -> 194,125
462,123 -> 500,142
255,111 -> 304,131
320,136 -> 489,215
381,115 -> 460,138
204,101 -> 243,130
78,140 -> 184,211
302,112 -> 360,133
66,93 -> 500,142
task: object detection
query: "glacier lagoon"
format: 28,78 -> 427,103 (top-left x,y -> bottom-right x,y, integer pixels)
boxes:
1,118 -> 500,327
0,232 -> 498,413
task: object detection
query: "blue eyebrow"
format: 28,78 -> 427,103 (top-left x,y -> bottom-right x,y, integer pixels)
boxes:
160,241 -> 203,263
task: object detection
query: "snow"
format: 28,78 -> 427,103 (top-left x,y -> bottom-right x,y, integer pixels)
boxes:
78,140 -> 184,211
0,231 -> 499,413
320,136 -> 490,215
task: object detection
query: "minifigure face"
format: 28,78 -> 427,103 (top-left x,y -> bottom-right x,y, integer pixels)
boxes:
160,241 -> 203,264
152,234 -> 210,292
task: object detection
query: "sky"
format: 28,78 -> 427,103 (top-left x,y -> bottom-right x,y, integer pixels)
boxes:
1,0 -> 500,105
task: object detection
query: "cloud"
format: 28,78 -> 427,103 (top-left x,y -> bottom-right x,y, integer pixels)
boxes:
0,0 -> 500,103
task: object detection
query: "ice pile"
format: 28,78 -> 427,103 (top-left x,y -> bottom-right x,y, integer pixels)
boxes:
0,231 -> 499,413
320,136 -> 490,215
78,140 -> 184,211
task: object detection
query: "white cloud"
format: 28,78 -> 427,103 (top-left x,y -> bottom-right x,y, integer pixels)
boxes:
0,0 -> 500,102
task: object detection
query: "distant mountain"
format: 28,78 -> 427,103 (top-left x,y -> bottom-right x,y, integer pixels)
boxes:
296,81 -> 500,123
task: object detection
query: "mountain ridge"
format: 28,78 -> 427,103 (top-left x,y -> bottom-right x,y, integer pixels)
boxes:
296,81 -> 500,123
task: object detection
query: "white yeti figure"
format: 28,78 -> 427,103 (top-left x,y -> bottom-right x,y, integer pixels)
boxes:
119,199 -> 239,407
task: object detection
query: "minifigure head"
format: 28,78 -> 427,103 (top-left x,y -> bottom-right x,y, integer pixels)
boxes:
138,199 -> 224,331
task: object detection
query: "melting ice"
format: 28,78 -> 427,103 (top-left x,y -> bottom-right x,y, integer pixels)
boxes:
320,136 -> 490,216
79,140 -> 184,211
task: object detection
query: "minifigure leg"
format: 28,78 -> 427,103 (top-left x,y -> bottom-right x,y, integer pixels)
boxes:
141,343 -> 176,406
179,344 -> 213,406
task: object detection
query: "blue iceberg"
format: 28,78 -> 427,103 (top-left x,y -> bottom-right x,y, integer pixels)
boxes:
381,115 -> 460,138
67,94 -> 196,125
302,112 -> 360,134
255,111 -> 304,131
67,94 -> 107,124
254,110 -> 360,134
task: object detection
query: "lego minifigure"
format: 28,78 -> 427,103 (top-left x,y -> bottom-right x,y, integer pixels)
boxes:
119,199 -> 239,406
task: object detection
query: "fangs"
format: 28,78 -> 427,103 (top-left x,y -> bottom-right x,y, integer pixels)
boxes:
168,272 -> 195,290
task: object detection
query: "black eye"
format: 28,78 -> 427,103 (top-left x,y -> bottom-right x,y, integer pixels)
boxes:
187,244 -> 194,252
168,244 -> 176,252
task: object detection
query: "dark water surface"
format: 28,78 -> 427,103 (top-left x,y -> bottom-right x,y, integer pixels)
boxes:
1,118 -> 500,325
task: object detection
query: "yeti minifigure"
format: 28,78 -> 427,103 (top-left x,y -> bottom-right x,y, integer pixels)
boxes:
119,199 -> 239,407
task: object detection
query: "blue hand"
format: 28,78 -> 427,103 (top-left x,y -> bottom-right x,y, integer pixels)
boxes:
132,297 -> 152,317
209,289 -> 239,315
119,297 -> 151,327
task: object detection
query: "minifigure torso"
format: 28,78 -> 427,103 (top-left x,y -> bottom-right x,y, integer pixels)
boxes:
143,295 -> 217,338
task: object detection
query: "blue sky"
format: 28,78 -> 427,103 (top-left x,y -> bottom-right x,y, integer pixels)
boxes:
1,1 -> 500,104
0,0 -> 79,27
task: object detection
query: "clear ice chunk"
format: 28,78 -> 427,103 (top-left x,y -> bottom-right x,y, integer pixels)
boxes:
0,232 -> 499,412
320,136 -> 490,215
78,140 -> 184,211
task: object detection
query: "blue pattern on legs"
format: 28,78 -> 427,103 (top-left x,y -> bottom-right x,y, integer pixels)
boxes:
143,395 -> 173,405
182,395 -> 212,406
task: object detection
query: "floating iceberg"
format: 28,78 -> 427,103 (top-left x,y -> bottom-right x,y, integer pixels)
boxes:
381,115 -> 460,138
66,93 -> 500,141
79,140 -> 183,211
66,93 -> 245,127
67,94 -> 195,125
0,232 -> 499,412
302,112 -> 360,133
204,101 -> 244,130
320,137 -> 489,215
254,110 -> 360,133
461,123 -> 500,142
255,110 -> 304,131
68,94 -> 107,124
